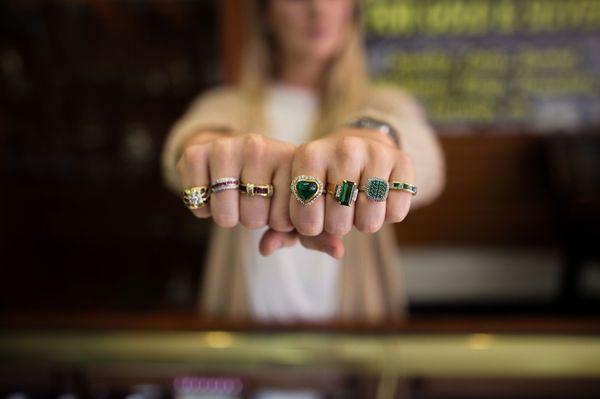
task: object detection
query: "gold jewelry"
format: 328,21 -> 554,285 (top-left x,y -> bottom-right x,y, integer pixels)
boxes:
291,175 -> 324,206
326,180 -> 358,206
239,182 -> 273,197
182,185 -> 211,209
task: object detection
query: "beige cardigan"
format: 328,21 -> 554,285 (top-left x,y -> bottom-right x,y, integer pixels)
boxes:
161,84 -> 447,324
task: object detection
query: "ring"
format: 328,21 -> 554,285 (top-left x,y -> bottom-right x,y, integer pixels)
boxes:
239,182 -> 273,197
211,177 -> 240,193
291,175 -> 324,206
326,180 -> 358,206
359,177 -> 390,202
182,185 -> 211,209
390,181 -> 418,196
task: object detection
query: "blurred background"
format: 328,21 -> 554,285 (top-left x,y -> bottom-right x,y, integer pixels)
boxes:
1,0 -> 600,398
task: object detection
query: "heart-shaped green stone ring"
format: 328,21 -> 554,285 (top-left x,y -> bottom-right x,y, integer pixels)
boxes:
291,175 -> 324,206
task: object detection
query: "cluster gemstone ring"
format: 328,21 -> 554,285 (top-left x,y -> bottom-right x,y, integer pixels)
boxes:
211,177 -> 239,193
326,180 -> 358,207
291,175 -> 324,206
360,177 -> 390,201
182,185 -> 211,209
359,177 -> 417,200
239,182 -> 274,197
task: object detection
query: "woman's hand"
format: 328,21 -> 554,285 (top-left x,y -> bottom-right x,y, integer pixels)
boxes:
176,131 -> 296,232
289,127 -> 415,237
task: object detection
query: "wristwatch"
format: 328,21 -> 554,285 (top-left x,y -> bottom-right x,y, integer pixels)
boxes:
345,116 -> 400,148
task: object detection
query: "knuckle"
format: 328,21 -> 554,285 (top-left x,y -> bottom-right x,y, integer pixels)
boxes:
294,219 -> 322,236
243,133 -> 268,160
355,217 -> 381,234
191,208 -> 210,219
386,201 -> 411,223
240,214 -> 268,229
335,136 -> 362,160
295,142 -> 321,168
181,144 -> 206,167
325,221 -> 351,236
211,136 -> 235,159
213,212 -> 238,228
270,216 -> 294,232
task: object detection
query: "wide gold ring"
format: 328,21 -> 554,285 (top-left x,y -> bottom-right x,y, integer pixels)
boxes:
239,182 -> 274,197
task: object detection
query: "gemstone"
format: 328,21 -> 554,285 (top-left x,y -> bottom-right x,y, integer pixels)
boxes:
297,180 -> 318,201
338,180 -> 357,206
366,178 -> 389,201
291,175 -> 323,205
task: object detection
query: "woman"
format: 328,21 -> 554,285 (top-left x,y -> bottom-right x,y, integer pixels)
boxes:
161,0 -> 446,324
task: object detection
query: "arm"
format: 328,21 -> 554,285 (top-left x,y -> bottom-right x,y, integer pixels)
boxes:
350,86 -> 447,210
161,86 -> 246,194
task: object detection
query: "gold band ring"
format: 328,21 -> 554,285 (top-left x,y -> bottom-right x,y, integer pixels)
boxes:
239,182 -> 274,197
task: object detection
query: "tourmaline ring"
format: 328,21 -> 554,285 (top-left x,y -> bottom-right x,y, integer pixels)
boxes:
360,177 -> 390,202
389,181 -> 418,196
326,180 -> 358,206
291,175 -> 324,206
211,177 -> 240,193
239,182 -> 274,197
182,185 -> 211,209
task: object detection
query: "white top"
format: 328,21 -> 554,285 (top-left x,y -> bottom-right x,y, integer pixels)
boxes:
244,82 -> 342,323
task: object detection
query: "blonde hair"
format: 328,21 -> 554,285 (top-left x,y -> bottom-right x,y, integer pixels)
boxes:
240,0 -> 369,139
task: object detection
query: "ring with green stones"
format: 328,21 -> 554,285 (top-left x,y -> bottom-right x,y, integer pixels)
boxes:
290,175 -> 324,206
359,177 -> 390,202
389,181 -> 418,196
326,180 -> 358,206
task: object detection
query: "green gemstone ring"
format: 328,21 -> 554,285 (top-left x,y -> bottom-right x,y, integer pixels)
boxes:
361,177 -> 390,201
326,180 -> 358,206
291,175 -> 324,206
390,181 -> 418,196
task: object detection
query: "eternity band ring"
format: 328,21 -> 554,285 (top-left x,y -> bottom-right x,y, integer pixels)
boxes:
182,185 -> 211,209
239,182 -> 274,197
326,180 -> 358,206
389,181 -> 418,196
211,177 -> 240,193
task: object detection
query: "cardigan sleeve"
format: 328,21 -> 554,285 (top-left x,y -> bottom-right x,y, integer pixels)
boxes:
160,86 -> 247,195
353,85 -> 447,210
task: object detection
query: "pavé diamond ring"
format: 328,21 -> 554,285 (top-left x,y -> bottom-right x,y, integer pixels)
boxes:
211,177 -> 240,193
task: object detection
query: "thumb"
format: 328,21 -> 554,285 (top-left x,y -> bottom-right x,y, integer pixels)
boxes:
299,231 -> 345,259
259,228 -> 299,256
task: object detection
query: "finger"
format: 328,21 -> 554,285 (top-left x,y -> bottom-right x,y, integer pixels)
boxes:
324,136 -> 365,236
268,142 -> 295,232
177,143 -> 211,218
259,228 -> 299,256
385,151 -> 415,223
208,137 -> 243,227
298,232 -> 345,259
354,142 -> 395,233
289,141 -> 327,236
239,134 -> 274,229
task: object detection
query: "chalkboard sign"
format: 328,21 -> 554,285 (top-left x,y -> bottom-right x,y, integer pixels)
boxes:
363,0 -> 600,132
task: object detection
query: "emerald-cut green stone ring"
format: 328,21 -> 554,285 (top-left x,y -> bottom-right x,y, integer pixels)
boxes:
361,177 -> 390,202
326,180 -> 358,206
291,175 -> 324,206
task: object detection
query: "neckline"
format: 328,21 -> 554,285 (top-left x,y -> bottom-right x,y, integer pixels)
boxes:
270,81 -> 317,98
